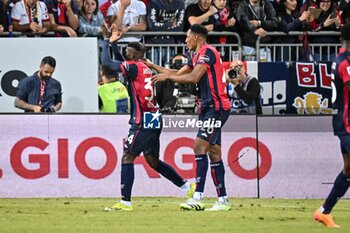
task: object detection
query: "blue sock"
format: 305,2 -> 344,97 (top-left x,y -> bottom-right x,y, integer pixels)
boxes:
195,154 -> 208,192
121,163 -> 134,202
155,160 -> 185,187
210,160 -> 227,197
323,171 -> 350,214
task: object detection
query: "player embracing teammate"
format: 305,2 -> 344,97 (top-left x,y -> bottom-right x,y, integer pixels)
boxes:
150,24 -> 231,211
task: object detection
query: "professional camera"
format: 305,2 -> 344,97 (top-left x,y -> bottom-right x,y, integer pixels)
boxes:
167,54 -> 197,113
40,106 -> 55,113
228,66 -> 240,80
170,57 -> 188,70
173,82 -> 197,113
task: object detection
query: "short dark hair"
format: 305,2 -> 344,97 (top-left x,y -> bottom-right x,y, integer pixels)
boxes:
100,65 -> 117,79
189,24 -> 208,39
41,56 -> 56,68
341,23 -> 350,41
127,42 -> 146,54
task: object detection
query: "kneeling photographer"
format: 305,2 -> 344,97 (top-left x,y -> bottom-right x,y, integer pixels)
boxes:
225,60 -> 262,115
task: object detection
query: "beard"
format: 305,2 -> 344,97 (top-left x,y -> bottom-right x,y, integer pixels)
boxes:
40,71 -> 50,81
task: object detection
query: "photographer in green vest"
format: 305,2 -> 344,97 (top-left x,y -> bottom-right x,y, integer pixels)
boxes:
98,65 -> 129,113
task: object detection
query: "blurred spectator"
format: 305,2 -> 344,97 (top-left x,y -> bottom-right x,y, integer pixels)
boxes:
210,0 -> 238,38
98,64 -> 129,113
0,1 -> 3,33
183,0 -> 215,32
78,0 -> 104,37
338,0 -> 350,24
224,59 -> 262,114
75,0 -> 83,9
299,0 -> 317,14
44,0 -> 79,37
146,0 -> 185,66
236,0 -> 279,61
0,0 -> 12,34
274,0 -> 310,61
227,0 -> 241,13
14,56 -> 62,113
11,0 -> 51,35
309,0 -> 341,61
210,0 -> 239,60
100,0 -> 117,25
107,0 -> 146,43
276,0 -> 310,32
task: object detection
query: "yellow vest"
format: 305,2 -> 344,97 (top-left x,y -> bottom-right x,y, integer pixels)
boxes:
98,81 -> 129,113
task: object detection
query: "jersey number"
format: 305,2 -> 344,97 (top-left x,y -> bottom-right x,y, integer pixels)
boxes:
127,134 -> 134,145
144,77 -> 154,102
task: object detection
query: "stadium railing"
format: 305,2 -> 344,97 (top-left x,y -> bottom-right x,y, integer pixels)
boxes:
256,31 -> 342,62
0,31 -> 242,65
0,31 -> 55,37
1,30 -> 341,63
116,31 -> 243,66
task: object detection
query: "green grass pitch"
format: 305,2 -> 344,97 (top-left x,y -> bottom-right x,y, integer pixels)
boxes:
0,197 -> 349,233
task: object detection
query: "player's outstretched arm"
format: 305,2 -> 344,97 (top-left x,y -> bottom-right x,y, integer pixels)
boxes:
101,39 -> 123,73
143,60 -> 191,76
152,64 -> 206,84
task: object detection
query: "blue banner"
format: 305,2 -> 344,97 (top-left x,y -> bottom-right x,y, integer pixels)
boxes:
258,62 -> 289,114
258,62 -> 333,114
287,62 -> 332,114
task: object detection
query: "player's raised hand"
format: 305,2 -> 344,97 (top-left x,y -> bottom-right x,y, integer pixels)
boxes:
109,24 -> 123,43
151,73 -> 168,84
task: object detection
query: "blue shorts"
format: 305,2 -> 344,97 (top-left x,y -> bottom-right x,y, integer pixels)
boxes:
124,124 -> 161,157
196,109 -> 230,146
338,135 -> 350,155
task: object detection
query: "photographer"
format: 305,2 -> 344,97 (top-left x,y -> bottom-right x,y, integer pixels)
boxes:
14,56 -> 62,113
225,59 -> 262,114
155,54 -> 196,113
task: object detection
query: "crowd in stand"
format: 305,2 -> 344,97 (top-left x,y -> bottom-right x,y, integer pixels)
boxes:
4,0 -> 348,114
1,0 -> 349,62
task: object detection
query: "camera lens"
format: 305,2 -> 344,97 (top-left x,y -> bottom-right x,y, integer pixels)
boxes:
171,60 -> 184,70
228,69 -> 237,79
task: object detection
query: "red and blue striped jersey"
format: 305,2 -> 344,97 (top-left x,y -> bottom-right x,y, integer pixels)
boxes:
332,50 -> 350,135
120,61 -> 158,125
187,44 -> 230,111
